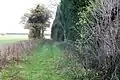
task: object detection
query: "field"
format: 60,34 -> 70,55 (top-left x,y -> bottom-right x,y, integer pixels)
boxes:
0,35 -> 28,44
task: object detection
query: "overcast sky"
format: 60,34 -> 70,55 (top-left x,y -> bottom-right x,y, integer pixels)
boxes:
0,0 -> 59,33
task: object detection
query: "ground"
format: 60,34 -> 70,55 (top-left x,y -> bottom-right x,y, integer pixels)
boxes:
0,35 -> 28,44
0,35 -> 68,80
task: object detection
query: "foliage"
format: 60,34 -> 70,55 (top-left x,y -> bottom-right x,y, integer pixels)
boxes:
51,0 -> 120,79
82,0 -> 120,79
64,0 -> 120,79
0,39 -> 39,68
21,4 -> 51,39
0,43 -> 68,80
51,5 -> 64,41
57,42 -> 100,80
51,0 -> 91,41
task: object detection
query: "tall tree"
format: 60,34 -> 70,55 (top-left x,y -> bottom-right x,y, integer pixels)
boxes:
51,0 -> 91,41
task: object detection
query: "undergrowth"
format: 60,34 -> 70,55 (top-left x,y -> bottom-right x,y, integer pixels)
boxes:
56,50 -> 100,80
0,43 -> 66,80
0,42 -> 100,80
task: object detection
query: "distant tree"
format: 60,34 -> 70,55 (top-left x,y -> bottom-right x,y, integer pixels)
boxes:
21,4 -> 52,39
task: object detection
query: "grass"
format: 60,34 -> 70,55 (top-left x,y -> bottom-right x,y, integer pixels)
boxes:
0,35 -> 96,80
0,42 -> 68,80
0,37 -> 99,80
0,35 -> 28,44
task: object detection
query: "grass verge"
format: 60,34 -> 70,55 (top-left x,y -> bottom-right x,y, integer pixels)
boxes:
0,43 -> 67,80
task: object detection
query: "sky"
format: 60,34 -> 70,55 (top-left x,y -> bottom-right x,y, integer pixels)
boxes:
0,0 -> 59,33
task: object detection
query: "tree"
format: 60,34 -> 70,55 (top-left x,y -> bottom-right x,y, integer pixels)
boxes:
51,0 -> 91,41
21,4 -> 52,39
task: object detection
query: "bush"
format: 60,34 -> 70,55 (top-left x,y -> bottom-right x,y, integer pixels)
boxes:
57,42 -> 100,80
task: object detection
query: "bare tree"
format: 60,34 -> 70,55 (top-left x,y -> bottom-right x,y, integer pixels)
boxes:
82,0 -> 120,79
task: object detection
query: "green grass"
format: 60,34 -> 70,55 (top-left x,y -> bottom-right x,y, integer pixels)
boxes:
0,39 -> 99,80
0,35 -> 28,44
0,40 -> 23,44
0,43 -> 67,80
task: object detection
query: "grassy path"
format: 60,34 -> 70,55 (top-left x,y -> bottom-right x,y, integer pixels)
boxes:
0,42 -> 66,80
